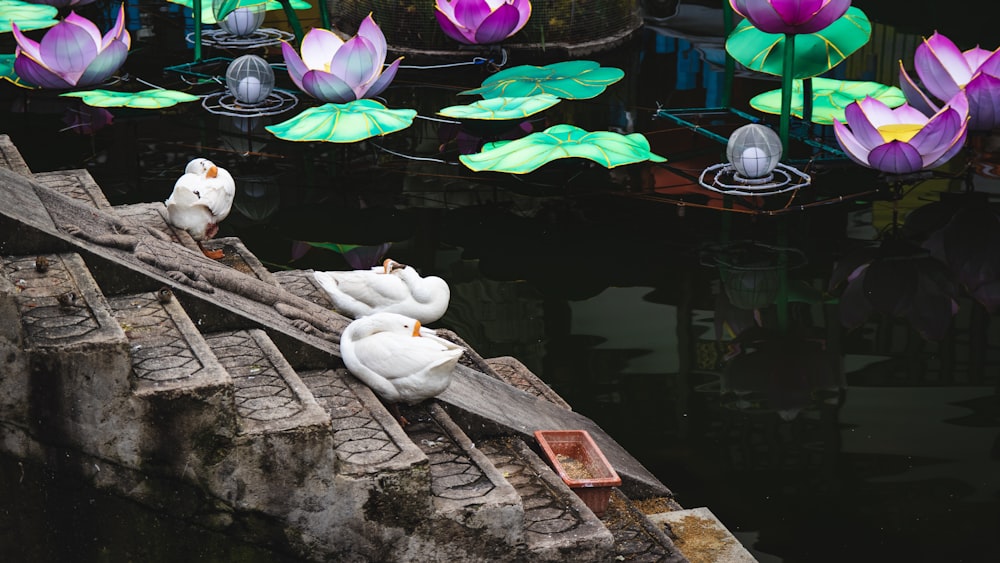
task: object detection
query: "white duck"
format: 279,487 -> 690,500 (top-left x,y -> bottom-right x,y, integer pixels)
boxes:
341,312 -> 464,424
165,158 -> 236,259
313,259 -> 451,324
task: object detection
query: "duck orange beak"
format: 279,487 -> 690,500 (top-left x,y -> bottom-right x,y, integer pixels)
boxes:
412,321 -> 422,337
207,165 -> 218,178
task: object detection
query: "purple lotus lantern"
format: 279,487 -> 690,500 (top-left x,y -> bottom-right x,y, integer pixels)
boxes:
281,14 -> 402,104
832,93 -> 969,175
12,4 -> 130,90
728,0 -> 851,35
899,31 -> 1000,132
434,0 -> 532,45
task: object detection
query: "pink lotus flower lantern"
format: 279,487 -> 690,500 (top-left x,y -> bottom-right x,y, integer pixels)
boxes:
899,32 -> 1000,132
833,93 -> 969,175
435,0 -> 532,45
728,0 -> 851,35
281,14 -> 402,104
12,4 -> 130,90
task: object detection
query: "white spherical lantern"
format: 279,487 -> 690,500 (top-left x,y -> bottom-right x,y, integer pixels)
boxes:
215,3 -> 265,37
726,124 -> 782,182
226,55 -> 275,105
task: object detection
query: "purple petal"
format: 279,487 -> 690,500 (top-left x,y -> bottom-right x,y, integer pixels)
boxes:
101,4 -> 130,50
13,55 -> 73,89
63,11 -> 102,47
361,56 -> 402,99
300,28 -> 343,70
356,13 -> 388,62
512,0 -> 532,31
76,40 -> 128,87
435,9 -> 476,44
965,73 -> 1000,131
909,104 -> 963,165
899,60 -> 940,117
843,98 -> 885,149
330,35 -> 378,96
977,48 -> 1000,77
868,141 -> 924,174
454,0 -> 492,29
915,32 -> 969,101
39,17 -> 99,84
832,119 -> 872,167
281,41 -> 309,91
11,22 -> 42,63
732,0 -> 849,34
302,70 -> 357,103
473,3 -> 521,44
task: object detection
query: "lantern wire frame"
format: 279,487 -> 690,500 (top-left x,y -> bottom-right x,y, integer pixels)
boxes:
195,27 -> 294,49
698,161 -> 812,196
202,88 -> 298,117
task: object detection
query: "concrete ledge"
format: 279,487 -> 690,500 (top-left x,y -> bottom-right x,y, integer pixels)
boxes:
648,507 -> 759,563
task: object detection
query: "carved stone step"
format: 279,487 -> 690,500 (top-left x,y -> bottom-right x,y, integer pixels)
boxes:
272,269 -> 335,309
478,436 -> 615,562
399,402 -> 525,557
0,134 -> 31,176
33,169 -> 113,212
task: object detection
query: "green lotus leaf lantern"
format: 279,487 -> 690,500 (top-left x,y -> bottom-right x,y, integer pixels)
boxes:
458,124 -> 666,174
166,0 -> 311,24
0,0 -> 59,33
459,61 -> 624,100
60,89 -> 200,109
438,94 -> 561,121
726,6 -> 871,79
265,99 -> 417,143
749,77 -> 905,125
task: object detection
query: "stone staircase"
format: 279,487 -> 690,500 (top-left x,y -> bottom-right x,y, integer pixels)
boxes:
0,134 -> 754,562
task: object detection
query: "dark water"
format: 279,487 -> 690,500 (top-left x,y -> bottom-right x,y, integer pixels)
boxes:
2,2 -> 999,562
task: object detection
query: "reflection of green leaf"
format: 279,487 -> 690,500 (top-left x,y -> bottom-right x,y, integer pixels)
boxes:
306,242 -> 360,254
265,99 -> 417,143
166,0 -> 311,24
749,77 -> 905,124
0,54 -> 38,89
60,89 -> 200,109
459,124 -> 666,174
727,7 -> 871,79
0,0 -> 59,33
459,61 -> 624,100
438,94 -> 561,120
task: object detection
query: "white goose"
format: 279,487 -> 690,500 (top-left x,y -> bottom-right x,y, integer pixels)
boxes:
313,259 -> 451,324
341,312 -> 464,424
165,158 -> 236,259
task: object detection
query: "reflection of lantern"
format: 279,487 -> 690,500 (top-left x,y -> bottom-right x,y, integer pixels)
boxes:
726,124 -> 782,183
214,1 -> 265,37
226,55 -> 275,105
702,241 -> 806,310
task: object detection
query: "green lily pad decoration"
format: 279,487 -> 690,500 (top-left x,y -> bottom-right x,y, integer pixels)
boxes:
439,94 -> 561,121
0,0 -> 59,33
0,53 -> 38,89
265,99 -> 417,143
60,89 -> 200,109
749,77 -> 905,124
167,0 -> 312,25
726,7 -> 871,79
459,124 -> 666,174
459,61 -> 625,100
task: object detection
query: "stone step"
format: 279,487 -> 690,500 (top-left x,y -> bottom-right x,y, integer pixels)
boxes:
272,269 -> 335,309
0,134 -> 31,176
478,436 -> 615,562
647,507 -> 759,563
398,402 -> 525,558
32,169 -> 113,212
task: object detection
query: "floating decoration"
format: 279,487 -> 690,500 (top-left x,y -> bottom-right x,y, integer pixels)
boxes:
698,123 -> 811,196
60,88 -> 199,109
832,93 -> 969,175
265,99 -> 417,143
0,54 -> 38,88
166,0 -> 311,25
281,15 -> 402,104
459,60 -> 624,100
749,77 -> 905,125
438,94 -> 560,121
726,6 -> 871,79
899,31 -> 1000,131
225,54 -> 274,105
215,2 -> 266,37
729,0 -> 850,35
434,0 -> 532,45
0,0 -> 59,33
11,4 -> 130,89
458,124 -> 665,174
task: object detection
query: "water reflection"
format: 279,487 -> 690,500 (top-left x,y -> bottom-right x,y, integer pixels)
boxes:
2,2 -> 1000,562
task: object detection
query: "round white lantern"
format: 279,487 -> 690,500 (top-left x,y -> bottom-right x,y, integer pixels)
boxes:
226,54 -> 275,105
726,124 -> 782,182
215,2 -> 266,37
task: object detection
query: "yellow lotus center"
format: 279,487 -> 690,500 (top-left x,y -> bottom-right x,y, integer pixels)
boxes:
877,123 -> 922,143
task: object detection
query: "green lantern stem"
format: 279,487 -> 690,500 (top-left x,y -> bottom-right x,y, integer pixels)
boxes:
276,0 -> 304,46
779,33 -> 795,159
193,0 -> 202,61
722,1 -> 735,109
